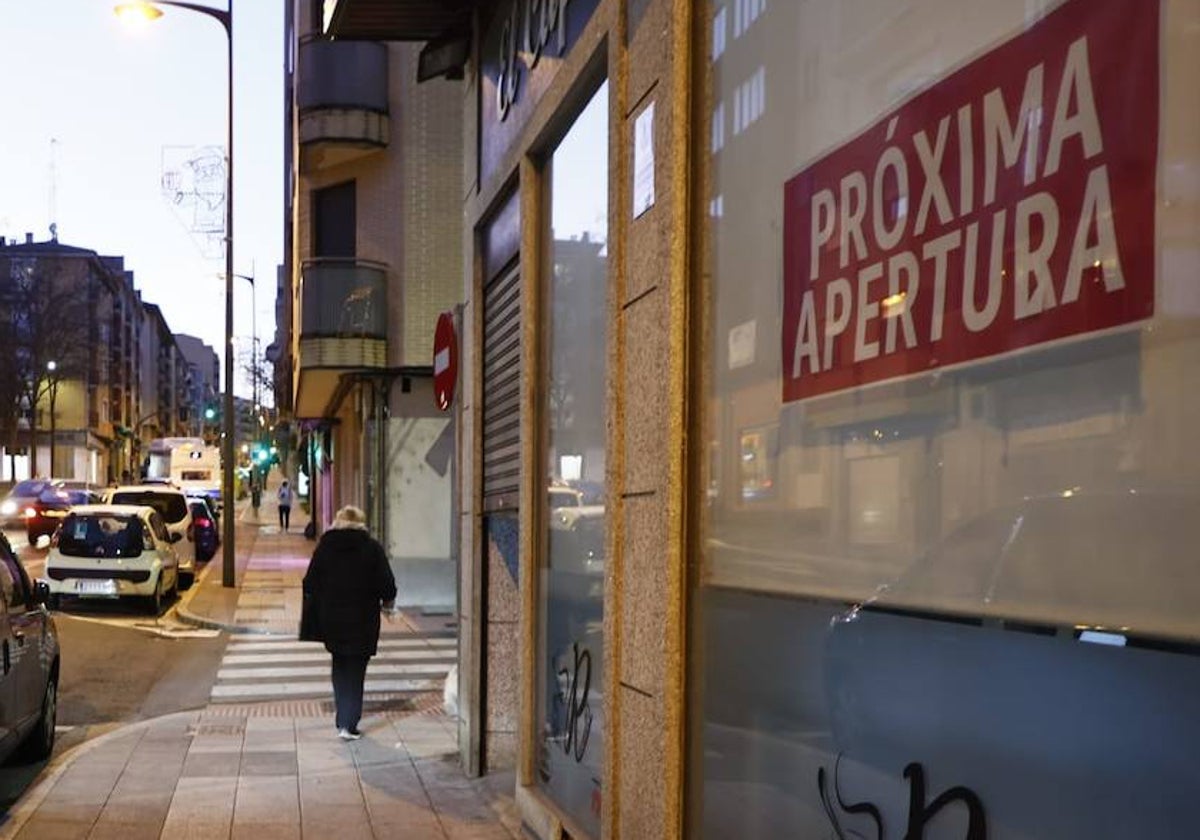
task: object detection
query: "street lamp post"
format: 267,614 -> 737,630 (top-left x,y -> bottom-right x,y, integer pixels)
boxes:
46,360 -> 59,477
233,270 -> 257,419
233,269 -> 260,490
116,0 -> 236,587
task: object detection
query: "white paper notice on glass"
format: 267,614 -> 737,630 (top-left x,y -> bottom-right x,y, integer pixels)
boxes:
633,102 -> 655,218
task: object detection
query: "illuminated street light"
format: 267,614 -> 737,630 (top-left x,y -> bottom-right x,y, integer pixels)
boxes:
117,0 -> 236,587
46,360 -> 59,476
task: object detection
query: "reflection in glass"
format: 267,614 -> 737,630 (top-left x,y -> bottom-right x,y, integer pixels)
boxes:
537,80 -> 608,835
695,0 -> 1200,835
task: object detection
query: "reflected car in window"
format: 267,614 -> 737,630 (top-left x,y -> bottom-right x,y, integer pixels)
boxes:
873,487 -> 1200,638
548,486 -> 605,577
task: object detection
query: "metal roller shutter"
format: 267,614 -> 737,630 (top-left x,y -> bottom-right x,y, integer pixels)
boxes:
482,264 -> 521,509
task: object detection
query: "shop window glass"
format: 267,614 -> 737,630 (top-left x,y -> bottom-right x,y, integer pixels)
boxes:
537,79 -> 608,835
693,0 -> 1200,836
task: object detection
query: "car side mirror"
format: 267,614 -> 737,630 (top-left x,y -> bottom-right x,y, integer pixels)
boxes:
33,580 -> 50,605
169,532 -> 183,544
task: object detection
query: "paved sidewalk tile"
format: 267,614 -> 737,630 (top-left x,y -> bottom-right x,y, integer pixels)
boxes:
230,776 -> 300,840
4,480 -> 517,840
158,777 -> 236,840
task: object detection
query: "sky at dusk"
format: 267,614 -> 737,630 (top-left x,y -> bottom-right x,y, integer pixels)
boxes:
0,0 -> 283,397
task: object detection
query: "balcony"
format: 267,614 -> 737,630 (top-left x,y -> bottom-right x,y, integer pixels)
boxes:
298,38 -> 389,173
295,258 -> 389,418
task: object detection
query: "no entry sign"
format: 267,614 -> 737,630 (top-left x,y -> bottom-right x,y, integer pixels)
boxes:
433,311 -> 458,411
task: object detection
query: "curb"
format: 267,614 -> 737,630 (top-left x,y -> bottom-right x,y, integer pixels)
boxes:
171,517 -> 295,637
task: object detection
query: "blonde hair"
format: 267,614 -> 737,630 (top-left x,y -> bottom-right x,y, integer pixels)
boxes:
331,505 -> 368,530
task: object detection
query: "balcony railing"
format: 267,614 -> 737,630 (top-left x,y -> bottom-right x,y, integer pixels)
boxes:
299,258 -> 388,341
298,38 -> 389,171
295,259 -> 388,417
298,38 -> 388,112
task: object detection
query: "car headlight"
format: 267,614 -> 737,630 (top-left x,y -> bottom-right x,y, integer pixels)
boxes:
0,500 -> 15,516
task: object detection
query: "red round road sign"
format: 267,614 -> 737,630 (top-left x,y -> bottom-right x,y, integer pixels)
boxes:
433,311 -> 458,411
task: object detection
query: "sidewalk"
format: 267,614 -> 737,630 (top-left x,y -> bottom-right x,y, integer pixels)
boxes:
0,481 -> 516,840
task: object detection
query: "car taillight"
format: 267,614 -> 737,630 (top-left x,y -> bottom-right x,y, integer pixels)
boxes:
195,517 -> 212,529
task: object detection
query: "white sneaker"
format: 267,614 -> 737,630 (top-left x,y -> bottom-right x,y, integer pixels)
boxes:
337,728 -> 362,741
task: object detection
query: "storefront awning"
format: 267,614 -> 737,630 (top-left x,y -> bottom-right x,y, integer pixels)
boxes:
323,0 -> 475,41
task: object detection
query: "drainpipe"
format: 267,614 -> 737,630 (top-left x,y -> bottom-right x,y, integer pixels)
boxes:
373,378 -> 388,547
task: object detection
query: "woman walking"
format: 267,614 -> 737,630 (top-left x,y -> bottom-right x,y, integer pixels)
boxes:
302,505 -> 397,740
277,480 -> 293,532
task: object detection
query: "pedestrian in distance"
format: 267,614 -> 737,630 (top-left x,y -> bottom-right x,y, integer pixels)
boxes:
301,505 -> 397,740
277,479 -> 293,532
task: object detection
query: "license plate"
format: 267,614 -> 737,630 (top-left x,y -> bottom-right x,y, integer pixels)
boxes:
75,579 -> 117,596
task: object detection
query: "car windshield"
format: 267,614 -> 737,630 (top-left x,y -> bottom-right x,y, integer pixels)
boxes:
110,491 -> 188,523
11,479 -> 53,497
62,490 -> 93,505
190,502 -> 210,519
36,488 -> 72,505
57,514 -> 145,558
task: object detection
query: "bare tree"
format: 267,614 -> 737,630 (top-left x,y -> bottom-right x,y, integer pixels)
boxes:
0,256 -> 94,477
239,345 -> 275,410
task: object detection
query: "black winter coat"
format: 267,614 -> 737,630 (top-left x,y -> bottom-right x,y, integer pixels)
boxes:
302,527 -> 397,657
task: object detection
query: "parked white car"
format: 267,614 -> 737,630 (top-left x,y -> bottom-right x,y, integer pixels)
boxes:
104,485 -> 195,588
44,505 -> 182,614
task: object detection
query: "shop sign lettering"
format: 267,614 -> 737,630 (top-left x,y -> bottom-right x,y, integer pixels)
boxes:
781,0 -> 1158,404
496,0 -> 573,121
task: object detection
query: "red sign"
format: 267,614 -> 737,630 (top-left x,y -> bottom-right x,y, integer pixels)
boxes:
433,312 -> 458,412
781,0 -> 1158,404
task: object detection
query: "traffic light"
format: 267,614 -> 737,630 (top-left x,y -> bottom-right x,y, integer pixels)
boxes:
204,406 -> 217,421
252,444 -> 269,464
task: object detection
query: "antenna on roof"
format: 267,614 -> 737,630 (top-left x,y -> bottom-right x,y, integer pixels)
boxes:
48,138 -> 59,241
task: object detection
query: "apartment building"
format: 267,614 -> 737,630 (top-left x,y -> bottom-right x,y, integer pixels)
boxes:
136,303 -> 194,479
0,235 -> 144,484
283,0 -> 464,609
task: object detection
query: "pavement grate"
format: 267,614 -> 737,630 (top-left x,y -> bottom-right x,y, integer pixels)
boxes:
188,722 -> 247,736
197,691 -> 443,718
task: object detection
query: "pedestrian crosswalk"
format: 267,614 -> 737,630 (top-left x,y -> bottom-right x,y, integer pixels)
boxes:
210,631 -> 456,704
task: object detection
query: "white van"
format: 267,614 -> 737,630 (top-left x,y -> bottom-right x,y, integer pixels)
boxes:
169,443 -> 222,509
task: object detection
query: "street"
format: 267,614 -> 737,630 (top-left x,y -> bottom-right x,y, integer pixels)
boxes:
0,527 -> 226,813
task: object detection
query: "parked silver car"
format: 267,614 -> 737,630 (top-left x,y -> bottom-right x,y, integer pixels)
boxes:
0,531 -> 59,763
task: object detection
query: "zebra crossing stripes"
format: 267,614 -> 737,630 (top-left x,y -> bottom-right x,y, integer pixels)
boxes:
210,632 -> 456,704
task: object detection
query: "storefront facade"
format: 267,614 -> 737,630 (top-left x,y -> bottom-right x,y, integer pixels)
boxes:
325,0 -> 1200,836
697,0 -> 1200,836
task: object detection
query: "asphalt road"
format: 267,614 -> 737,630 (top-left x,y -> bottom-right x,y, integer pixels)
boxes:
0,527 -> 228,812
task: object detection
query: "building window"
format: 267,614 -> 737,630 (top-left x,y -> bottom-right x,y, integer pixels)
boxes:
536,79 -> 608,837
312,180 -> 356,258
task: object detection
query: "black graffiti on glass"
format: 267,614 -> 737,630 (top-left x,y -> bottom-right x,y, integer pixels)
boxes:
818,755 -> 986,840
553,642 -> 593,762
818,753 -> 883,840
